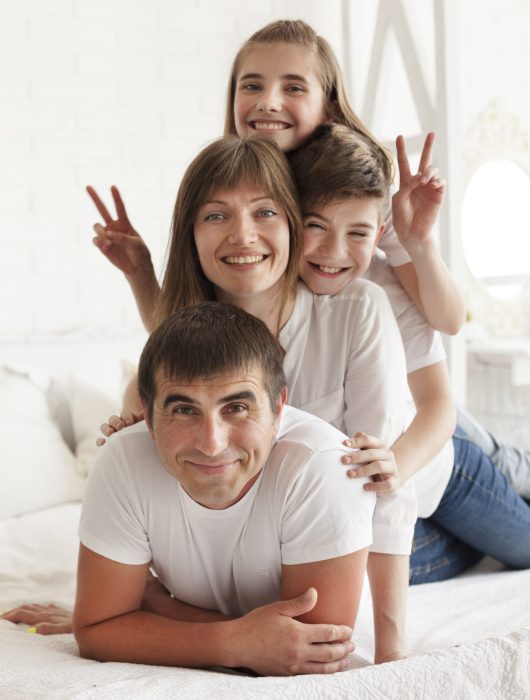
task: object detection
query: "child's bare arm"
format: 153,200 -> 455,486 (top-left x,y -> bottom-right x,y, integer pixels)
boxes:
87,185 -> 161,332
391,134 -> 465,335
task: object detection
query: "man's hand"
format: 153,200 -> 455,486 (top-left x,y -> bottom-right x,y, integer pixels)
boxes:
96,409 -> 144,447
341,433 -> 401,492
229,588 -> 355,676
391,133 -> 446,252
87,185 -> 154,279
1,603 -> 73,635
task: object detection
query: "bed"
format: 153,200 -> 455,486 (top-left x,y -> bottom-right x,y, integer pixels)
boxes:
1,337 -> 529,699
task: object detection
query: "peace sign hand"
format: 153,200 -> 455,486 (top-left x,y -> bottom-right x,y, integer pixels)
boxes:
391,133 -> 446,251
87,185 -> 153,278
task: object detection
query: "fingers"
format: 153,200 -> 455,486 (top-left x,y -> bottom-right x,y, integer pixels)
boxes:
111,185 -> 131,225
343,432 -> 384,450
395,134 -> 411,179
307,623 -> 353,645
288,636 -> 355,675
86,186 -> 112,225
276,588 -> 317,618
418,131 -> 436,173
100,413 -> 135,439
33,620 -> 73,635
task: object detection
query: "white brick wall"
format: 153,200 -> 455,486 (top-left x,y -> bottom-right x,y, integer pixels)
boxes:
0,0 -> 342,340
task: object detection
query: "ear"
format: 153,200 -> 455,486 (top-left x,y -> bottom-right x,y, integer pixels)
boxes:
142,399 -> 155,440
374,222 -> 386,247
272,386 -> 288,435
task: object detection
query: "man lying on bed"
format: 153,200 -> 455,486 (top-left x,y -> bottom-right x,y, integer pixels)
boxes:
71,302 -> 374,676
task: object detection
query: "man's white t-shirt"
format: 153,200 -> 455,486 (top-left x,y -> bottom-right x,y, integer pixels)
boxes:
365,254 -> 454,517
79,406 -> 375,618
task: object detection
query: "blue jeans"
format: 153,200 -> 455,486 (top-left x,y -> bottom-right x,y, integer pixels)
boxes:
456,404 -> 530,500
410,432 -> 530,584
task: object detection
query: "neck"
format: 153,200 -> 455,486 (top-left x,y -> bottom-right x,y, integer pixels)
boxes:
216,286 -> 296,335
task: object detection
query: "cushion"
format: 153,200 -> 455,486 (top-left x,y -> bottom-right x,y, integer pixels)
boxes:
67,373 -> 120,478
0,367 -> 85,519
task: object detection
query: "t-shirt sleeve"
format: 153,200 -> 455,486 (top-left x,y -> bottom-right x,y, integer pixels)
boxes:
78,441 -> 152,565
277,443 -> 376,565
378,193 -> 411,267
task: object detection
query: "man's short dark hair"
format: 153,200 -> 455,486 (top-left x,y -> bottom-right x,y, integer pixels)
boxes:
138,302 -> 287,422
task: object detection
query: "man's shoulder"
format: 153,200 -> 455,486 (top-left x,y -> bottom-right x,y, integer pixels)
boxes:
276,406 -> 347,455
97,420 -> 159,477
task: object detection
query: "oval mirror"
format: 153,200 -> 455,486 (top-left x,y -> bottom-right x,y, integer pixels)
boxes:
462,159 -> 530,299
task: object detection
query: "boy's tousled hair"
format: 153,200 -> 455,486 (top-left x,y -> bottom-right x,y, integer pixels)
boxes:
139,302 -> 287,423
288,123 -> 393,216
224,18 -> 392,171
155,135 -> 303,334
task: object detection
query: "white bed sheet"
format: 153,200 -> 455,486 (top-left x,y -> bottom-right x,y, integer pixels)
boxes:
1,503 -> 529,700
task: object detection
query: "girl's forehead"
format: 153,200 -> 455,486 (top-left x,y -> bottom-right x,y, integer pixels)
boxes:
237,42 -> 322,80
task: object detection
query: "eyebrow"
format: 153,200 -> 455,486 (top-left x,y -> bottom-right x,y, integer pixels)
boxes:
304,211 -> 376,230
238,72 -> 309,84
202,197 -> 274,207
162,390 -> 257,410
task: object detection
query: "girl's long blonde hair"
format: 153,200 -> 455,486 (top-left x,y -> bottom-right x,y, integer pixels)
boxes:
155,135 -> 303,334
223,19 -> 392,173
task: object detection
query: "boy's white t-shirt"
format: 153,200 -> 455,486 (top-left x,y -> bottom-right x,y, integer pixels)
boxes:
378,194 -> 411,267
79,407 -> 375,618
280,278 -> 417,553
281,276 -> 453,520
365,253 -> 454,517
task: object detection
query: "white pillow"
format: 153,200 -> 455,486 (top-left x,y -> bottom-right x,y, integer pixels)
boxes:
0,367 -> 85,519
67,373 -> 120,478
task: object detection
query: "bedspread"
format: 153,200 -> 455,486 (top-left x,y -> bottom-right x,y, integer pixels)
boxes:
1,504 -> 529,699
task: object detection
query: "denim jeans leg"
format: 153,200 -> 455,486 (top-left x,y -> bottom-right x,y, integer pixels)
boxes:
429,435 -> 530,569
410,518 -> 483,584
456,404 -> 530,499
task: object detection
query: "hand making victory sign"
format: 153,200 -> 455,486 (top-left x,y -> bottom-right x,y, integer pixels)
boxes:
86,185 -> 153,278
391,132 -> 446,250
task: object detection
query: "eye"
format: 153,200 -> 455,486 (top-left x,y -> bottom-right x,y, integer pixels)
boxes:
285,85 -> 305,93
348,230 -> 370,238
204,212 -> 226,222
172,405 -> 195,415
257,208 -> 277,218
304,220 -> 325,231
241,82 -> 260,92
225,403 -> 248,414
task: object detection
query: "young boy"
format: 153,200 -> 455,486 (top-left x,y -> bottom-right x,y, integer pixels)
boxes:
288,124 -> 457,662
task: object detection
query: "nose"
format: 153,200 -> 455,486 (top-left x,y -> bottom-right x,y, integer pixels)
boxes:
317,233 -> 346,261
195,415 -> 229,457
256,86 -> 282,112
227,212 -> 258,246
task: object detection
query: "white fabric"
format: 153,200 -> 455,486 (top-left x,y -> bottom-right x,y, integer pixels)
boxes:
0,367 -> 85,519
2,503 -> 530,699
365,253 -> 446,374
67,372 -> 120,477
79,407 -> 375,618
281,280 -> 417,553
375,194 -> 411,267
364,255 -> 454,517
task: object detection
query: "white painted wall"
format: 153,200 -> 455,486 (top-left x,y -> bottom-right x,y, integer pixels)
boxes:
0,0 -> 342,340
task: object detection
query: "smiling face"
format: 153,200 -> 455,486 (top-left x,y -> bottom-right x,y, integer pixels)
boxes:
233,42 -> 328,152
145,366 -> 284,510
194,185 -> 291,305
299,197 -> 385,296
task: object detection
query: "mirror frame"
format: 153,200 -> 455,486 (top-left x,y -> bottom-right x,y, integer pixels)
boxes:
463,99 -> 530,337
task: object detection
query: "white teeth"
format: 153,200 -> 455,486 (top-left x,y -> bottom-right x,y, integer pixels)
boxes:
225,255 -> 265,264
319,265 -> 342,274
252,121 -> 288,130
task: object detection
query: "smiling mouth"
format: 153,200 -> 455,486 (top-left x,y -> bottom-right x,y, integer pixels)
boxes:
250,120 -> 291,131
309,262 -> 349,275
223,254 -> 267,265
